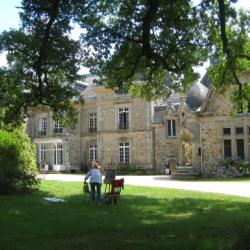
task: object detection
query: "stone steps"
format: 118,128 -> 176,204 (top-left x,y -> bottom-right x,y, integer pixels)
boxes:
170,166 -> 200,179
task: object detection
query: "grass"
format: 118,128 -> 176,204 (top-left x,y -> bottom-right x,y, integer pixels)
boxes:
1,181 -> 250,250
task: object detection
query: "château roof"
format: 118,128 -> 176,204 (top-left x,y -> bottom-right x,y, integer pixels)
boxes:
185,82 -> 209,111
153,80 -> 209,123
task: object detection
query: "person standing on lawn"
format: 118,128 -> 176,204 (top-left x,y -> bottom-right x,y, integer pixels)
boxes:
84,160 -> 102,202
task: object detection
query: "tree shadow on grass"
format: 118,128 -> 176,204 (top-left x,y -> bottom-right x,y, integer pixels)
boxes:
1,182 -> 250,250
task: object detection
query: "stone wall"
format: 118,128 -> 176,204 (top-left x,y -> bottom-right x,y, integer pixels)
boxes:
154,125 -> 178,170
200,117 -> 224,167
26,85 -> 250,173
98,130 -> 152,168
96,93 -> 152,132
67,135 -> 81,168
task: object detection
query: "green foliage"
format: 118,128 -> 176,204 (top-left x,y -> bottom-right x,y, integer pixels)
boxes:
0,129 -> 40,194
219,158 -> 250,176
0,1 -> 85,127
80,0 -> 209,97
115,165 -> 148,175
203,159 -> 250,178
0,0 -> 249,128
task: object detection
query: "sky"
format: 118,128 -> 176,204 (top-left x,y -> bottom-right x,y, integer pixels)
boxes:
0,0 -> 249,75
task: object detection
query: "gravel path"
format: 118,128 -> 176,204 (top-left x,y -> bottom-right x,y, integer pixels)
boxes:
42,174 -> 250,198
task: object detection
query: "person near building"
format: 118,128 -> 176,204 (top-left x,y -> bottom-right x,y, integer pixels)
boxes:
84,160 -> 103,202
164,160 -> 170,175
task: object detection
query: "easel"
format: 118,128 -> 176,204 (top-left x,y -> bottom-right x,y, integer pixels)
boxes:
104,158 -> 116,194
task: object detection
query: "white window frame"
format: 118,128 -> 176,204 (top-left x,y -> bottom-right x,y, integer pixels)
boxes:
89,144 -> 97,162
118,108 -> 129,130
54,144 -> 64,165
166,119 -> 176,137
39,144 -> 46,162
89,113 -> 97,133
38,117 -> 47,135
119,142 -> 130,163
54,119 -> 63,134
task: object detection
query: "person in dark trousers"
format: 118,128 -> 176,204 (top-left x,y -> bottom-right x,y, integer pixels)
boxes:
164,160 -> 170,175
84,160 -> 102,202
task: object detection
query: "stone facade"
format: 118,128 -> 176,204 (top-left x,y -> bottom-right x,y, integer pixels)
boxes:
26,82 -> 250,173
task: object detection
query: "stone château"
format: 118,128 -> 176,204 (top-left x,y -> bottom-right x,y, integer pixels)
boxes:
25,74 -> 250,173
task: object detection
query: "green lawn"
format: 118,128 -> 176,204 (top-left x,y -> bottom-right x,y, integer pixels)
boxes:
1,181 -> 250,250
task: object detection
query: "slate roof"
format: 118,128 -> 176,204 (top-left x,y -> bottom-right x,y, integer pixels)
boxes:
74,81 -> 88,92
153,80 -> 209,123
185,82 -> 209,111
82,86 -> 97,100
153,105 -> 167,123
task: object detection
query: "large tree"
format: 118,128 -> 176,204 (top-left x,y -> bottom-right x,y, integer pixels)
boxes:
0,0 -> 249,126
0,0 -> 85,126
79,0 -> 250,101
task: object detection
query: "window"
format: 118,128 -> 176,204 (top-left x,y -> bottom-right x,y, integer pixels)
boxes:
119,142 -> 130,163
224,140 -> 232,158
39,144 -> 46,162
89,144 -> 97,162
235,127 -> 244,135
54,118 -> 63,134
118,108 -> 129,130
223,128 -> 231,135
198,147 -> 201,156
38,117 -> 47,136
89,113 -> 97,133
167,120 -> 176,137
54,144 -> 64,165
236,139 -> 245,160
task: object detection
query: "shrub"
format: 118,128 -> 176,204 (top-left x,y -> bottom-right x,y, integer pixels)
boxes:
203,159 -> 250,179
0,129 -> 40,194
115,163 -> 150,175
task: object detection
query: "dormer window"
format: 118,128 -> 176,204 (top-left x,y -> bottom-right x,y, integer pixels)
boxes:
173,103 -> 180,111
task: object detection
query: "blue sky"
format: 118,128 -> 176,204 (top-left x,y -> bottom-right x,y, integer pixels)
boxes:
0,0 -> 20,32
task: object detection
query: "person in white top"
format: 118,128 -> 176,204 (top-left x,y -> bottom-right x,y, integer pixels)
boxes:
84,160 -> 102,201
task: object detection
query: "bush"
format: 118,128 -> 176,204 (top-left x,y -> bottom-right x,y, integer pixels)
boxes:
202,159 -> 250,179
115,164 -> 150,175
0,129 -> 40,194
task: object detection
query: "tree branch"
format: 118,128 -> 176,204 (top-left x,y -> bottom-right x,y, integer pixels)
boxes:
239,54 -> 250,61
217,0 -> 242,86
35,0 -> 61,102
104,27 -> 141,43
218,0 -> 229,56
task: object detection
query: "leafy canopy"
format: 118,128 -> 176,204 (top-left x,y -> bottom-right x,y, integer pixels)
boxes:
0,0 -> 249,126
